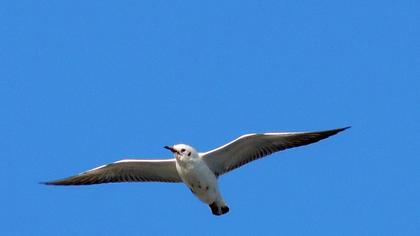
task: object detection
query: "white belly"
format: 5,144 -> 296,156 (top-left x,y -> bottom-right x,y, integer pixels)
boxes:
176,158 -> 220,204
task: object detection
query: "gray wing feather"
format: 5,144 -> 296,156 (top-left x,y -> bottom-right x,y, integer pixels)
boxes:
43,159 -> 181,185
202,127 -> 350,176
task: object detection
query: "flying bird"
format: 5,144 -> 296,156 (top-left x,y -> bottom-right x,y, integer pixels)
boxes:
44,127 -> 350,216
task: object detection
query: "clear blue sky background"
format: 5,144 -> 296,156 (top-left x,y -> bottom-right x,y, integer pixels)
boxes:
1,1 -> 419,235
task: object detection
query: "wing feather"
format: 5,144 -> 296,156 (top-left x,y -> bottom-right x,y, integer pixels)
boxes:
43,159 -> 181,185
202,127 -> 350,176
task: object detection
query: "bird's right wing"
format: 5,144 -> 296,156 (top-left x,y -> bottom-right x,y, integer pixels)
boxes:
43,159 -> 182,185
201,127 -> 350,177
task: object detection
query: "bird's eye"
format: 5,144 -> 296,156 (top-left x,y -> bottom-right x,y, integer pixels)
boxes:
188,152 -> 191,156
181,149 -> 186,153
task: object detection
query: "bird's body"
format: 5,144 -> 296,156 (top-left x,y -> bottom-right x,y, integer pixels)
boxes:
174,144 -> 228,215
44,127 -> 350,216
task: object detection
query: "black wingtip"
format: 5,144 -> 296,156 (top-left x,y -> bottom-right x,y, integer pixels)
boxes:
313,126 -> 351,138
328,126 -> 351,135
40,178 -> 70,186
339,126 -> 351,131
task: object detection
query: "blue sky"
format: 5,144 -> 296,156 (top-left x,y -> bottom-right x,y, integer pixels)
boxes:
1,0 -> 419,235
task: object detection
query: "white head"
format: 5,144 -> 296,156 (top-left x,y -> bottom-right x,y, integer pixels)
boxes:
164,144 -> 198,158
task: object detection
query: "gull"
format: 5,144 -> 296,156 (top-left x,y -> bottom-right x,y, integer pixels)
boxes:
44,127 -> 350,216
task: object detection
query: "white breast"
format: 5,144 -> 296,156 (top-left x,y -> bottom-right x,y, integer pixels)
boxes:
175,157 -> 219,204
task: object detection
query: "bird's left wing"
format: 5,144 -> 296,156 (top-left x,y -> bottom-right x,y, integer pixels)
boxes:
201,127 -> 350,177
43,159 -> 182,185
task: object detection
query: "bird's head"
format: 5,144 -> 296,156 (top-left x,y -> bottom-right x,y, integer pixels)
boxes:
164,144 -> 198,159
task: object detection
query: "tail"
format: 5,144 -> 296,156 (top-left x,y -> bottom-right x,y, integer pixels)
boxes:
209,202 -> 229,216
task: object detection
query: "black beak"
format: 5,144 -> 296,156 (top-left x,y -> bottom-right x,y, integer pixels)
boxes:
164,146 -> 178,154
